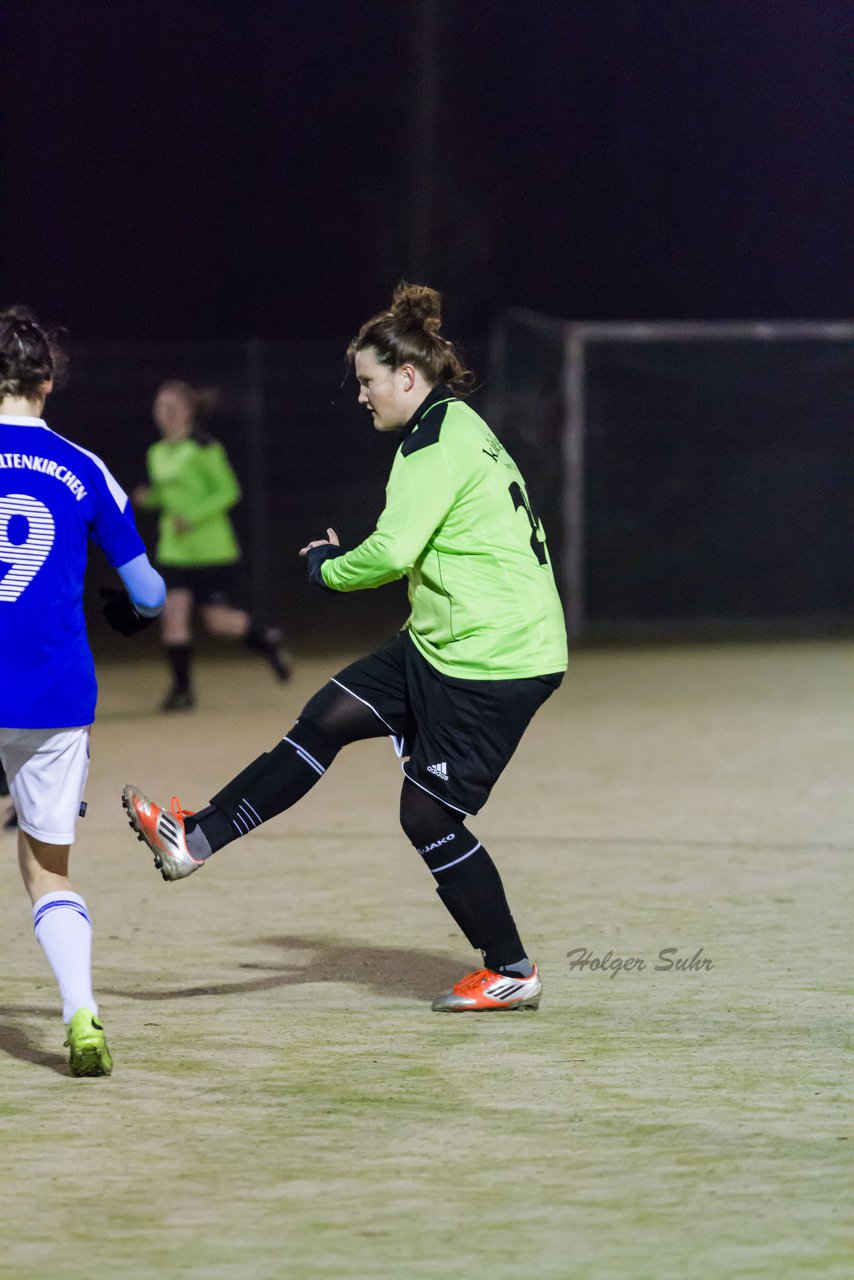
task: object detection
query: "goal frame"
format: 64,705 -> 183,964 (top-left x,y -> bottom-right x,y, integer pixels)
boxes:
559,319 -> 854,640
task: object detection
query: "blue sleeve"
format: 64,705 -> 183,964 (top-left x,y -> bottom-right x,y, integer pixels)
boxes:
117,553 -> 166,616
86,456 -> 147,569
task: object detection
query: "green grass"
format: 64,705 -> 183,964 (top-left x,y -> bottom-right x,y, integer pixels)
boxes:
1,642 -> 850,1279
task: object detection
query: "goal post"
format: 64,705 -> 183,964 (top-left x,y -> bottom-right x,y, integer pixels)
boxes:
489,313 -> 854,640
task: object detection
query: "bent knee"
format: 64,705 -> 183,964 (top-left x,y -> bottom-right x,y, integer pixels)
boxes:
399,780 -> 464,850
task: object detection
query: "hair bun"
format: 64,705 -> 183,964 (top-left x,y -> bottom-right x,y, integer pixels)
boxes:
0,304 -> 69,397
0,306 -> 36,347
194,385 -> 221,414
0,304 -> 38,327
391,282 -> 442,334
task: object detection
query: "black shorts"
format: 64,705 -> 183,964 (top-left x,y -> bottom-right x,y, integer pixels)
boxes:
159,563 -> 246,608
331,632 -> 562,816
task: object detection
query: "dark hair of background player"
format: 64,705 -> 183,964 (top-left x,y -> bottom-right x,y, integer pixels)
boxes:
154,379 -> 220,428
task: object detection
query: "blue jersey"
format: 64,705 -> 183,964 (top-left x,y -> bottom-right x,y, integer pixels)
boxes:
0,415 -> 146,729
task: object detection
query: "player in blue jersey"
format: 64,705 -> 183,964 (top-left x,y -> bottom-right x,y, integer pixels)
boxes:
0,307 -> 166,1076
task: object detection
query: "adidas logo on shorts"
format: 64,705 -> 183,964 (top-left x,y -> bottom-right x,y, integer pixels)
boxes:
426,761 -> 449,781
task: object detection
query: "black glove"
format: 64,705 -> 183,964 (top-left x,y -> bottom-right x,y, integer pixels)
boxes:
99,586 -> 156,636
304,543 -> 344,591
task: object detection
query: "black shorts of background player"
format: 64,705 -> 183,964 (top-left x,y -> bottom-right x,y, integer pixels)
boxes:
132,380 -> 290,711
123,284 -> 568,1013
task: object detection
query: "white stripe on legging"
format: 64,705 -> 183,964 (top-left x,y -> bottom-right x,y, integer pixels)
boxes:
431,841 -> 482,873
330,678 -> 399,735
283,736 -> 325,776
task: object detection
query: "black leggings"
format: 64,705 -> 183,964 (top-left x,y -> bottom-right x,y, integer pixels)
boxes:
200,679 -> 462,847
188,679 -> 526,967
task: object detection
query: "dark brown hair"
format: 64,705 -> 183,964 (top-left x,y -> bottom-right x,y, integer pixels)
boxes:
347,282 -> 473,393
155,380 -> 221,412
154,379 -> 221,443
0,306 -> 68,400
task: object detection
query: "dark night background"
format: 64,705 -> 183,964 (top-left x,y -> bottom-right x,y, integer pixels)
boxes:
0,0 -> 850,341
0,0 -> 849,641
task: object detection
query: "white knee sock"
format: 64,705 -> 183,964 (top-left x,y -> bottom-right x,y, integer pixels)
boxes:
33,891 -> 98,1024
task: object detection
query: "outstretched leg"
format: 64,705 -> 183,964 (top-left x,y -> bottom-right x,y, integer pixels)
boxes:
200,602 -> 291,682
123,679 -> 389,879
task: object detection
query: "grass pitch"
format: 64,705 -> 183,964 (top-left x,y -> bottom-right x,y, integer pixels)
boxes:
1,641 -> 851,1280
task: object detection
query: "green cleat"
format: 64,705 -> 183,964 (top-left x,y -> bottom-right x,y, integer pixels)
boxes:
64,1009 -> 113,1077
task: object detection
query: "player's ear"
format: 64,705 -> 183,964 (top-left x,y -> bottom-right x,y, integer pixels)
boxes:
40,378 -> 54,399
399,363 -> 417,392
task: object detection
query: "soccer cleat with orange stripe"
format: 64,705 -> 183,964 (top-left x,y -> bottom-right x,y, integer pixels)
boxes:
431,964 -> 542,1012
122,785 -> 202,881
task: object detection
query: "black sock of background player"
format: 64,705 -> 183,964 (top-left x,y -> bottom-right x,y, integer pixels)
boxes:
164,643 -> 192,694
244,623 -> 290,681
183,725 -> 338,859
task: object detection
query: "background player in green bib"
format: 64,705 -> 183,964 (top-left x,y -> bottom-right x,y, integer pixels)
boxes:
124,284 -> 568,1012
133,380 -> 289,710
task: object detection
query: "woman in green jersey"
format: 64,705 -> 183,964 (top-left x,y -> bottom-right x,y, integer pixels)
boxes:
133,380 -> 289,710
124,286 -> 568,1013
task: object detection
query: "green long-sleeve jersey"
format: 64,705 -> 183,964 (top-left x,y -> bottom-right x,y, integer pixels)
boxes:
322,387 -> 568,679
143,435 -> 241,566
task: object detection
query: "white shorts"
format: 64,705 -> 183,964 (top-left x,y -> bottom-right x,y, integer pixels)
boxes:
0,726 -> 90,844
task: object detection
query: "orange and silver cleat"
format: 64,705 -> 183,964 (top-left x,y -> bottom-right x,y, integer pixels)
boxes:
431,965 -> 542,1012
122,785 -> 202,881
